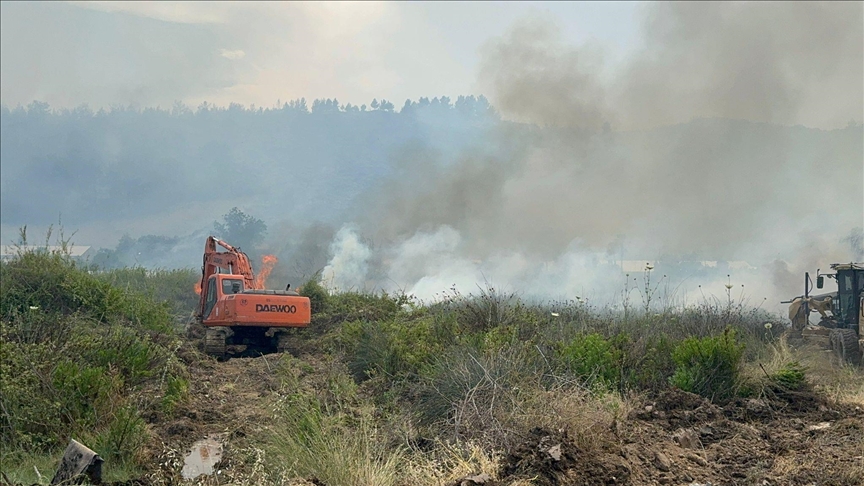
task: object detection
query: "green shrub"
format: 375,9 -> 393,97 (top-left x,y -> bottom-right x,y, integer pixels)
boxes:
162,375 -> 190,413
771,361 -> 807,390
0,251 -> 173,333
87,404 -> 147,462
670,328 -> 745,401
558,333 -> 622,390
300,277 -> 330,314
97,267 -> 200,318
0,248 -> 186,470
346,317 -> 441,382
310,289 -> 403,337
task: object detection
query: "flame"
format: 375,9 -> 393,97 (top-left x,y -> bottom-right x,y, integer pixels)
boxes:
194,281 -> 202,295
254,254 -> 278,289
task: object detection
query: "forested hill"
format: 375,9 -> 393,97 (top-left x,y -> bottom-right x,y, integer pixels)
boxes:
0,96 -> 500,232
1,97 -> 861,268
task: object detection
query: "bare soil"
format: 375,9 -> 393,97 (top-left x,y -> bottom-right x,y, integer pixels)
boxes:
141,348 -> 863,486
497,389 -> 863,485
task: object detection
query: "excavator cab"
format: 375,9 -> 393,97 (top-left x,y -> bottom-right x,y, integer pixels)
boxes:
202,275 -> 246,319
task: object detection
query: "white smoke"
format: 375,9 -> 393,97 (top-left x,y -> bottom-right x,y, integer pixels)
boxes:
321,225 -> 372,292
319,221 -> 862,314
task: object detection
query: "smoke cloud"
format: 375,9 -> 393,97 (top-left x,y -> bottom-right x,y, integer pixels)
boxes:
320,2 -> 862,309
2,3 -> 861,312
321,226 -> 373,292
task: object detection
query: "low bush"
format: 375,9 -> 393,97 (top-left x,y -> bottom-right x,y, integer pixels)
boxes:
97,267 -> 200,319
771,361 -> 807,391
0,250 -> 173,333
414,345 -> 547,447
670,328 -> 745,401
267,389 -> 402,486
342,315 -> 446,382
620,333 -> 677,392
299,276 -> 330,314
557,333 -> 623,390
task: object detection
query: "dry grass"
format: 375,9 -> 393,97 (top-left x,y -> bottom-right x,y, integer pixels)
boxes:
401,441 -> 500,486
742,333 -> 864,405
767,419 -> 864,486
792,338 -> 864,406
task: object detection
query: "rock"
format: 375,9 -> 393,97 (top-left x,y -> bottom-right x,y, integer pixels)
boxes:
685,452 -> 709,467
450,473 -> 492,486
547,444 -> 562,461
745,399 -> 770,415
654,451 -> 672,472
806,422 -> 831,432
674,428 -> 702,450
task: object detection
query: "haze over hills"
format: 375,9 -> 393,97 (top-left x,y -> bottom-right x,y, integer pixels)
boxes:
1,101 -> 861,309
1,2 -> 861,308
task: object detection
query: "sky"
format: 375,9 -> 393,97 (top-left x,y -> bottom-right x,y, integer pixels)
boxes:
1,1 -> 643,111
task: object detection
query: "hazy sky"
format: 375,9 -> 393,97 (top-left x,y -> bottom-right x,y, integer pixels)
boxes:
1,1 -> 642,110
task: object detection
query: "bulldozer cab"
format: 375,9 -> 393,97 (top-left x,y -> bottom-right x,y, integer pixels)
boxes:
824,263 -> 864,333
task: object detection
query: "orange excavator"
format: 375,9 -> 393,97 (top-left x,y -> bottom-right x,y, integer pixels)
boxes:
196,236 -> 310,358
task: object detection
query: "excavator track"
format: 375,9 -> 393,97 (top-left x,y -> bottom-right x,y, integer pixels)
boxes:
204,328 -> 227,359
276,330 -> 297,354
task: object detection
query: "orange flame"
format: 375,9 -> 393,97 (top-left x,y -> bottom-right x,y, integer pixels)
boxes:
194,281 -> 202,295
254,254 -> 278,289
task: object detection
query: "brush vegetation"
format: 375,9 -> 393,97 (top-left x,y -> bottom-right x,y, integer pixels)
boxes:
2,237 -> 862,484
0,237 -> 191,482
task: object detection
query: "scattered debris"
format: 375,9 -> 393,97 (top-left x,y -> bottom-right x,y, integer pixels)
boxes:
673,428 -> 702,450
684,452 -> 709,467
806,422 -> 831,432
50,439 -> 103,486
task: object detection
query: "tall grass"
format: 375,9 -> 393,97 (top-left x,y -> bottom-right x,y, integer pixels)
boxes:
265,380 -> 403,485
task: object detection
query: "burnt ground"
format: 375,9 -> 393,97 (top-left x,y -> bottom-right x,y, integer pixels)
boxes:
135,345 -> 864,486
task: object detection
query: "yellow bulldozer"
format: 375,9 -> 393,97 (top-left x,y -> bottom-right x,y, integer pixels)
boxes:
784,263 -> 863,365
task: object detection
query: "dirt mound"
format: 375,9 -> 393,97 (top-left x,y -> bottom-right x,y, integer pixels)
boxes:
500,428 -> 630,485
615,389 -> 864,485
494,388 -> 860,485
631,389 -> 723,429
